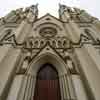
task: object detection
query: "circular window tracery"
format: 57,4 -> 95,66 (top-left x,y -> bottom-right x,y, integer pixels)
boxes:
39,27 -> 57,38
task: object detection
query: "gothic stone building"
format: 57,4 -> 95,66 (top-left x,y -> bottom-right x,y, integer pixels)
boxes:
0,4 -> 100,100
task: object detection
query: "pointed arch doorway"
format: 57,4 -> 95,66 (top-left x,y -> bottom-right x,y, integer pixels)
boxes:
34,63 -> 61,100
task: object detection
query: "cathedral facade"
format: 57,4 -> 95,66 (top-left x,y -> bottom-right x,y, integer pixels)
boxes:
0,4 -> 100,100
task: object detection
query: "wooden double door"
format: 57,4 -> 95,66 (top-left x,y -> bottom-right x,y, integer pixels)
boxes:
34,63 -> 61,100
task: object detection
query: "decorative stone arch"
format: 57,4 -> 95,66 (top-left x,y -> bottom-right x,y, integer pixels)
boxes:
22,52 -> 72,100
28,53 -> 67,76
19,50 -> 82,100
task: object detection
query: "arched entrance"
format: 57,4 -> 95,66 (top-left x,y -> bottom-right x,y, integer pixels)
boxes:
26,53 -> 68,100
34,63 -> 61,100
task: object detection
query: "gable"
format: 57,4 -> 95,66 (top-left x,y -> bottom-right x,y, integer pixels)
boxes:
30,42 -> 65,64
30,14 -> 66,37
34,13 -> 63,26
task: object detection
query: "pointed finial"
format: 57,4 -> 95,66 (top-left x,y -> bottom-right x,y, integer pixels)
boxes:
36,3 -> 38,7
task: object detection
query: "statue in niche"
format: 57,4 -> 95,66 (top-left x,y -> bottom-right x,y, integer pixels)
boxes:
29,39 -> 34,48
52,40 -> 56,48
24,4 -> 38,22
59,4 -> 67,15
58,40 -> 62,48
34,40 -> 39,48
30,4 -> 38,15
63,40 -> 67,48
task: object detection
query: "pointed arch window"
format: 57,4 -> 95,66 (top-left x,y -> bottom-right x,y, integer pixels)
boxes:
34,63 -> 61,100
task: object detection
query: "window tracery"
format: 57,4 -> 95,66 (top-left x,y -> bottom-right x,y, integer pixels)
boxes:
52,40 -> 57,48
63,40 -> 67,48
40,40 -> 45,48
57,40 -> 62,48
24,36 -> 70,50
39,27 -> 57,38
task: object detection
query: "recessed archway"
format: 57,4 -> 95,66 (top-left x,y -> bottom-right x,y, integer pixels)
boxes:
37,63 -> 58,80
27,53 -> 68,100
28,53 -> 67,76
34,63 -> 61,100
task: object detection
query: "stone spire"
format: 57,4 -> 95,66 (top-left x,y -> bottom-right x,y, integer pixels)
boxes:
24,4 -> 38,21
0,4 -> 38,25
59,4 -> 71,21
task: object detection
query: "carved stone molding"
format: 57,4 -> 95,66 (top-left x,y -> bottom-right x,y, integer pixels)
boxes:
0,31 -> 100,51
39,27 -> 57,38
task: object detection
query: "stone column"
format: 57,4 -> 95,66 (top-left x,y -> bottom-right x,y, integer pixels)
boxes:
18,57 -> 36,100
64,23 -> 78,42
11,57 -> 29,100
15,19 -> 32,43
61,75 -> 67,100
24,74 -> 32,100
59,74 -> 74,100
71,74 -> 88,100
63,75 -> 70,99
0,48 -> 21,100
67,59 -> 88,100
7,75 -> 24,100
75,46 -> 100,100
67,20 -> 81,42
66,74 -> 76,100
62,18 -> 81,43
59,76 -> 64,100
17,75 -> 28,100
20,74 -> 36,100
30,76 -> 36,100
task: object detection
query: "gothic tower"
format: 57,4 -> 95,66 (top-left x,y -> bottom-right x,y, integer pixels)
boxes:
0,4 -> 100,100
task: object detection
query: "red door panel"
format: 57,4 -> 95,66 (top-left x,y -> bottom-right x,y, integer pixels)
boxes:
34,79 -> 61,100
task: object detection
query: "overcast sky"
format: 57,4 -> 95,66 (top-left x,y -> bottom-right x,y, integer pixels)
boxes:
0,0 -> 100,19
